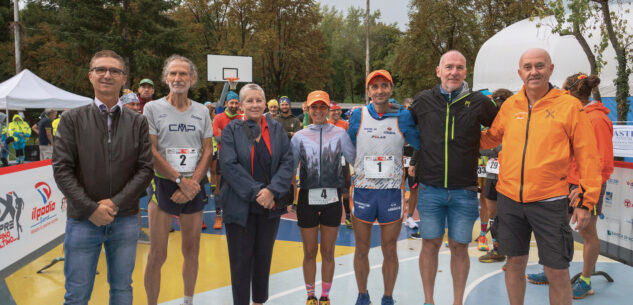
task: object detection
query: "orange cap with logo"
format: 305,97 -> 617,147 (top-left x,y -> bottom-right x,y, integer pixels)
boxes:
366,70 -> 393,88
306,90 -> 331,107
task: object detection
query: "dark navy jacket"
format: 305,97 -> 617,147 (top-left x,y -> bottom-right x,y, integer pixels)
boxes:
219,116 -> 294,227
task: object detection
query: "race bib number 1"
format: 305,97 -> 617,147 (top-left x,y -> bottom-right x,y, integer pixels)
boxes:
477,165 -> 487,178
308,188 -> 338,205
364,155 -> 395,179
166,148 -> 199,173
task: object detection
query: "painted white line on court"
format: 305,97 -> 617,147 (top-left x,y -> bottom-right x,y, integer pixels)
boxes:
268,246 -> 475,301
462,262 -> 537,303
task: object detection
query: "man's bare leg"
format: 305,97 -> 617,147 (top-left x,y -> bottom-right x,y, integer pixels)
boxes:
420,237 -> 442,305
380,220 -> 402,296
144,202 -> 172,305
352,217 -> 373,293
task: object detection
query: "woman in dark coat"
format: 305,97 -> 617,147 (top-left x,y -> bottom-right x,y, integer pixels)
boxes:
219,83 -> 294,305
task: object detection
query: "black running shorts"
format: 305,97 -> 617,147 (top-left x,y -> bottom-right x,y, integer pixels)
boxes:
154,175 -> 208,215
297,188 -> 343,228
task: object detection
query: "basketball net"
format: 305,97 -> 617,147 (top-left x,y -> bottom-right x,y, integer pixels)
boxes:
226,77 -> 239,90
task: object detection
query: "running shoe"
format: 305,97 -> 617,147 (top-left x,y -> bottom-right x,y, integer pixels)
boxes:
355,292 -> 371,305
409,232 -> 421,240
381,295 -> 394,305
213,216 -> 223,229
478,249 -> 505,263
306,296 -> 318,305
404,216 -> 418,229
345,218 -> 353,228
202,221 -> 207,230
476,235 -> 489,251
137,230 -> 150,244
291,204 -> 297,213
444,240 -> 449,247
526,271 -> 548,284
319,296 -> 330,305
502,264 -> 506,271
572,278 -> 594,299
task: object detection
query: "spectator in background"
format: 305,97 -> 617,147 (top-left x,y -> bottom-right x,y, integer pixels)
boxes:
138,78 -> 155,114
275,96 -> 302,139
121,92 -> 141,113
8,114 -> 31,164
266,99 -> 279,120
32,109 -> 57,160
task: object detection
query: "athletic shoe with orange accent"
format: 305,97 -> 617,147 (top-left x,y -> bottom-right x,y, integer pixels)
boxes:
213,216 -> 223,229
306,296 -> 318,305
201,221 -> 207,230
476,235 -> 489,251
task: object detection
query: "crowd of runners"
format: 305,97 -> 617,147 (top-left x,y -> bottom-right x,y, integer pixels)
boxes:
39,46 -> 613,305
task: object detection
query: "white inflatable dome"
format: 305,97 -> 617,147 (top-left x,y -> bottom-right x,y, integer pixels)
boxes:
473,4 -> 633,96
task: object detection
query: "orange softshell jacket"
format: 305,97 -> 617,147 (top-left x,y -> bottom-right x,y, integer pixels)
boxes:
480,87 -> 602,210
567,102 -> 614,185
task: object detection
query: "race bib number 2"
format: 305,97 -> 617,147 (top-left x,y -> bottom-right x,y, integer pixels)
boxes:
309,188 -> 338,205
364,155 -> 395,179
166,148 -> 199,173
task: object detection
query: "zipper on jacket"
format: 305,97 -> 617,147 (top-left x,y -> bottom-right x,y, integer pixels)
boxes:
519,107 -> 532,202
451,116 -> 455,140
318,126 -> 323,185
107,112 -> 113,198
444,95 -> 469,188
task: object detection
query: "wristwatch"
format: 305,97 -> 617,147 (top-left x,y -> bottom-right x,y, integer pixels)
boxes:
175,174 -> 183,184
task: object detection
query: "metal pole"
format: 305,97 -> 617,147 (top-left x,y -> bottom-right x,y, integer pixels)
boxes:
13,0 -> 21,73
365,0 -> 370,104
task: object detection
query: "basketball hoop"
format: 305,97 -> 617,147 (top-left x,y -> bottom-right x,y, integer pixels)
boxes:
226,77 -> 239,90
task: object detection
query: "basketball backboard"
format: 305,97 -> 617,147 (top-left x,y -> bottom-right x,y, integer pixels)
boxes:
207,54 -> 252,83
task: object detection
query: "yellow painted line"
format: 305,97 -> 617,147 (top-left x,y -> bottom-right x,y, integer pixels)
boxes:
7,231 -> 354,305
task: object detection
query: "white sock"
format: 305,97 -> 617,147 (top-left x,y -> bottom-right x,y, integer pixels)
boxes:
183,296 -> 193,305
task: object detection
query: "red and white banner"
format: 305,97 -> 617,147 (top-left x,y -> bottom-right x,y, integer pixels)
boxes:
0,160 -> 66,272
597,161 -> 633,251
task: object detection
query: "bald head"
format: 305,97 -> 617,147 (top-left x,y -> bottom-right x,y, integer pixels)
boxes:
518,48 -> 554,99
438,50 -> 467,67
436,50 -> 467,92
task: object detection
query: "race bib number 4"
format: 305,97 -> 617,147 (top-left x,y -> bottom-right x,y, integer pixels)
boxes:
364,155 -> 395,179
477,165 -> 487,178
308,188 -> 338,205
486,158 -> 499,174
166,148 -> 199,173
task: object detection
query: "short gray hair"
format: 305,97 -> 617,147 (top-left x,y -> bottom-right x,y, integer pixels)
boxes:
239,83 -> 266,102
162,54 -> 198,85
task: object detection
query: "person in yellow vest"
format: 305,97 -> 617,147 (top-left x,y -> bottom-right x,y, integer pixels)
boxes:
9,114 -> 31,164
52,116 -> 60,136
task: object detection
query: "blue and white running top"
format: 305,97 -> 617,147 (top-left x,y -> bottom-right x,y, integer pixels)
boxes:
348,103 -> 420,190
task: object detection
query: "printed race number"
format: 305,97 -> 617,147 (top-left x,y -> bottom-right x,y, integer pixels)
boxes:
166,148 -> 199,173
486,158 -> 499,174
364,155 -> 395,179
308,188 -> 338,205
477,165 -> 487,178
403,156 -> 412,168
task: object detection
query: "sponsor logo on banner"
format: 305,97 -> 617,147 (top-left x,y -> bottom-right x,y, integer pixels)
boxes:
0,191 -> 25,247
605,192 -> 613,204
626,219 -> 633,225
608,178 -> 619,185
30,182 -> 59,235
612,125 -> 633,158
607,230 -> 633,242
625,199 -> 632,208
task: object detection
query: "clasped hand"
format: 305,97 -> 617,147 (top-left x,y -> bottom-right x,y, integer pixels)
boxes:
256,188 -> 275,209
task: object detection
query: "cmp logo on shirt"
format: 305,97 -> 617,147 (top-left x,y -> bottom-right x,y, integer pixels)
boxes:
169,124 -> 196,132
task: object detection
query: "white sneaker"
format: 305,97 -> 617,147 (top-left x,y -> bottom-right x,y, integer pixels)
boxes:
405,216 -> 418,229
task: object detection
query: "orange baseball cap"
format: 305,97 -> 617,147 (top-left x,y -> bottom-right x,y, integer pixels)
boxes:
306,90 -> 330,107
366,69 -> 393,88
330,103 -> 341,110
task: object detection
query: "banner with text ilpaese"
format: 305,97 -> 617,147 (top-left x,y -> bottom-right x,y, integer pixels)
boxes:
0,161 -> 66,273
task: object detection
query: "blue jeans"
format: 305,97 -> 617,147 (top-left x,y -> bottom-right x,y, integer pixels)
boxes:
63,215 -> 139,305
417,183 -> 479,244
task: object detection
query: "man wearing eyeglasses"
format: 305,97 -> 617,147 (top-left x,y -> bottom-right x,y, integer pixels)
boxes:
52,50 -> 154,305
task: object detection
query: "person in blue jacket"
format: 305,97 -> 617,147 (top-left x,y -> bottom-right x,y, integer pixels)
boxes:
219,83 -> 294,305
347,70 -> 420,305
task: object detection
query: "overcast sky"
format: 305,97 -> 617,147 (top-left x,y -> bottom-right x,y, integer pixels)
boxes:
316,0 -> 410,30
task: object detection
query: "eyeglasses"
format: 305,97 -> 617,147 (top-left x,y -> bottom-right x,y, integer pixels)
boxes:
90,66 -> 126,77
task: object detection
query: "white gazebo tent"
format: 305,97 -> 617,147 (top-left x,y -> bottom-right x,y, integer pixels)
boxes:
473,4 -> 633,96
0,69 -> 92,126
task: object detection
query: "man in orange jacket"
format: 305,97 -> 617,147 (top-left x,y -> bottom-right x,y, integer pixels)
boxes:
480,48 -> 602,305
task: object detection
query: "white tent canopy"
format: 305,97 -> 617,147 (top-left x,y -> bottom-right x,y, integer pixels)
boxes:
0,69 -> 92,111
473,4 -> 633,95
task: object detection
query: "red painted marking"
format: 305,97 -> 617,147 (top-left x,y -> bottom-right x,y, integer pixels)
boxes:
614,161 -> 633,170
0,160 -> 51,175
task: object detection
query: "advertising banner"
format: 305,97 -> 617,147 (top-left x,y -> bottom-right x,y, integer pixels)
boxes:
597,162 -> 633,265
0,161 -> 66,273
613,124 -> 633,158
